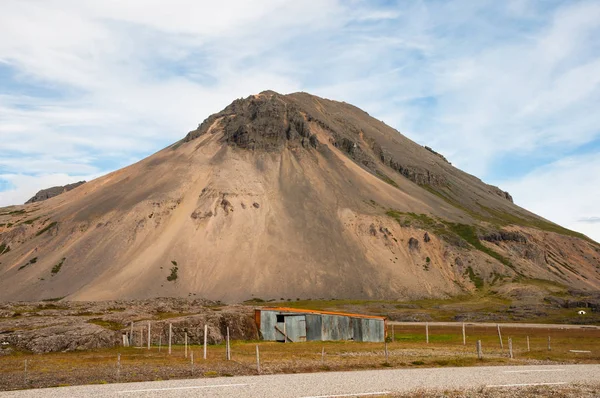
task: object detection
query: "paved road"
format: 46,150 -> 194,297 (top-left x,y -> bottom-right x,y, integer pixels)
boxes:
1,364 -> 598,397
388,321 -> 600,329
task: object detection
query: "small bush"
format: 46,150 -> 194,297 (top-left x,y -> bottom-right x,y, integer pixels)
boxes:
36,221 -> 58,236
166,265 -> 178,282
465,266 -> 484,289
51,258 -> 66,275
18,257 -> 38,271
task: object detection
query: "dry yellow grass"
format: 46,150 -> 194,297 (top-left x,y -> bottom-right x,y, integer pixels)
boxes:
1,324 -> 599,391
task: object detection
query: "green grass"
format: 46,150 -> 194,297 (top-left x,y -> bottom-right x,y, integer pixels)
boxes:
385,210 -> 445,234
0,243 -> 10,255
41,297 -> 66,302
478,204 -> 597,244
465,266 -> 484,289
36,222 -> 58,237
443,222 -> 519,272
0,209 -> 26,216
375,171 -> 399,188
18,257 -> 38,271
21,217 -> 41,225
87,319 -> 124,331
393,333 -> 455,343
51,258 -> 66,275
421,183 -> 599,245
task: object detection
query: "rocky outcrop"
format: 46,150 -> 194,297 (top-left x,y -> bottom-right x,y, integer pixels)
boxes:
489,186 -> 514,203
0,299 -> 257,354
408,237 -> 420,251
185,92 -> 319,151
25,181 -> 85,204
481,231 -> 527,244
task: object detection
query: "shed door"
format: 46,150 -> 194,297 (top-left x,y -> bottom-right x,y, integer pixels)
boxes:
275,315 -> 286,342
285,315 -> 307,342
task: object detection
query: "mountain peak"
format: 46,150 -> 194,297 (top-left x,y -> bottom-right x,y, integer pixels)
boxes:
1,91 -> 597,302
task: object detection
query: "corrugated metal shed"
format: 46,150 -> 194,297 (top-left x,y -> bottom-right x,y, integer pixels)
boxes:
255,307 -> 386,343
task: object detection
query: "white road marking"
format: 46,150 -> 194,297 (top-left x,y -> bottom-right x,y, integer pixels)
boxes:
117,383 -> 251,393
503,369 -> 565,373
569,350 -> 591,353
300,392 -> 391,398
486,382 -> 567,388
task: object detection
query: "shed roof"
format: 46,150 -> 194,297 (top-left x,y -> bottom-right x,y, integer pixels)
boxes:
258,307 -> 386,320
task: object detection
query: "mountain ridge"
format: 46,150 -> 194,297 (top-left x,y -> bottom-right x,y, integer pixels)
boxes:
0,90 -> 598,302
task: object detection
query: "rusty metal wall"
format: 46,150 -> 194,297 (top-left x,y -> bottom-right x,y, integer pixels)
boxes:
259,309 -> 384,342
305,314 -> 322,340
259,310 -> 278,341
356,318 -> 385,342
321,314 -> 353,341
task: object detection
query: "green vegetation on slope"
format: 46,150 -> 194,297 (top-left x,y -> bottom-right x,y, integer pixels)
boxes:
375,171 -> 400,188
443,222 -> 518,273
36,222 -> 58,237
386,211 -> 522,281
167,261 -> 178,282
18,257 -> 38,271
0,243 -> 10,255
51,258 -> 66,275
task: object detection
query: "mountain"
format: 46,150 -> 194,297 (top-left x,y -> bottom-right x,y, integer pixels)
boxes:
0,91 -> 598,302
25,181 -> 86,204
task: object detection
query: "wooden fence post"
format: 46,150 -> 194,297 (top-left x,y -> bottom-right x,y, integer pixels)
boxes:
147,322 -> 151,350
256,345 -> 261,374
477,340 -> 482,359
203,324 -> 208,360
117,353 -> 121,380
185,332 -> 188,358
548,336 -> 551,351
168,323 -> 172,355
226,327 -> 231,360
321,346 -> 325,366
508,337 -> 513,359
426,322 -> 429,344
159,335 -> 162,352
527,336 -> 530,352
191,351 -> 194,375
384,339 -> 389,363
462,323 -> 466,345
497,324 -> 503,349
130,322 -> 134,346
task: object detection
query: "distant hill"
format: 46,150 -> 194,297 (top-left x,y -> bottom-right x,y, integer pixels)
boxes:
25,181 -> 86,204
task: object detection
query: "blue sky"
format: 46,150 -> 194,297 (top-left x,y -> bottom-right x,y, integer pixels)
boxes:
1,0 -> 599,241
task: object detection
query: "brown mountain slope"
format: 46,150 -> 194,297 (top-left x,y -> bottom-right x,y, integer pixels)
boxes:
0,91 -> 599,302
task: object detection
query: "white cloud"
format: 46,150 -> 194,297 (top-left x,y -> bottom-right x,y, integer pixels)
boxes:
0,0 -> 599,245
500,152 -> 600,243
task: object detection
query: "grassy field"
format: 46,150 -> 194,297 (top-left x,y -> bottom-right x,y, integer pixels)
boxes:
251,293 -> 600,325
1,323 -> 599,391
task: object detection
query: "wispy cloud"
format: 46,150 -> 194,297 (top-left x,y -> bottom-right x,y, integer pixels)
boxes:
579,217 -> 600,224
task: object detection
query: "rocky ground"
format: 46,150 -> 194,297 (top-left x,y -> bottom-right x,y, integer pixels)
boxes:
0,298 -> 257,355
392,384 -> 600,397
